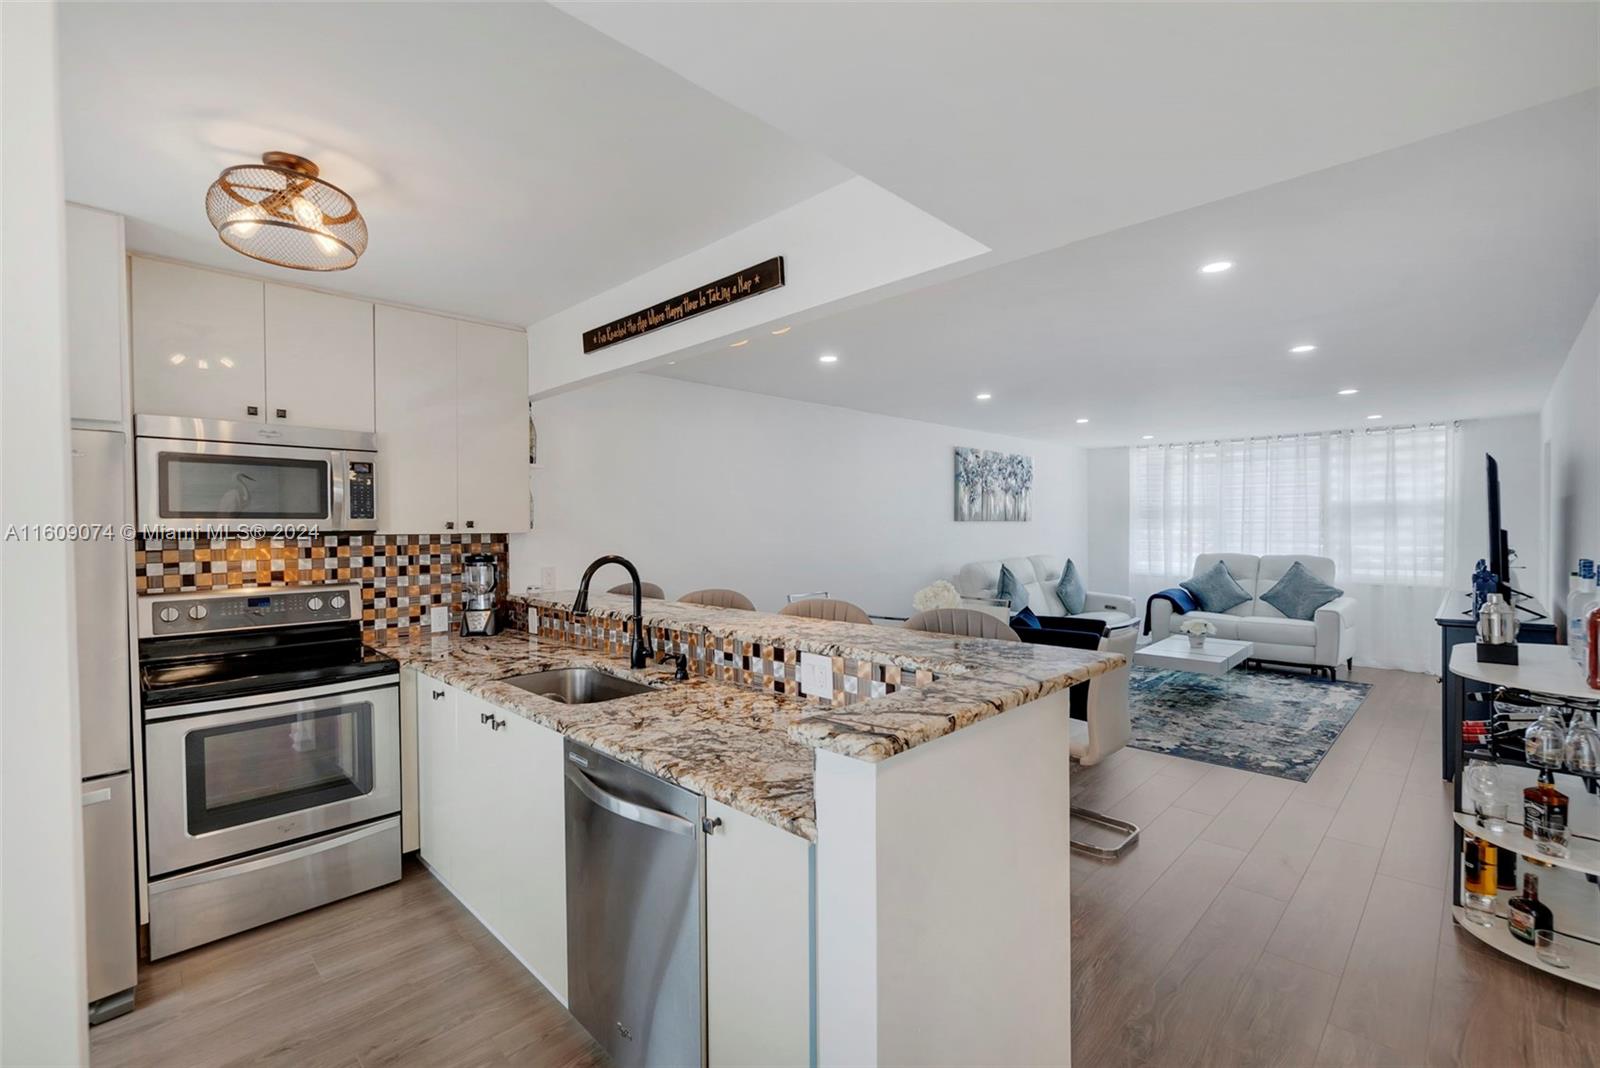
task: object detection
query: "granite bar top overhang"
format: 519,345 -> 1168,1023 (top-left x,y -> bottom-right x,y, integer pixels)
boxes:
526,591 -> 1126,762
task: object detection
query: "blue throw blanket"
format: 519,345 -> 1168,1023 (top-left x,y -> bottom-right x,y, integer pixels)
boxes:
1143,587 -> 1197,635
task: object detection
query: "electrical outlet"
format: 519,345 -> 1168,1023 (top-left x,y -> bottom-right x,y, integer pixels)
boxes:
540,566 -> 558,589
799,653 -> 833,700
429,605 -> 450,631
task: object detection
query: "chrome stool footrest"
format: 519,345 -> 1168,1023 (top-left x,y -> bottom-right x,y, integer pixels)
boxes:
1070,807 -> 1140,860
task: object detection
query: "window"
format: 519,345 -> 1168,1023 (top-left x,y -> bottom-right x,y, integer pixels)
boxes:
1130,425 -> 1454,586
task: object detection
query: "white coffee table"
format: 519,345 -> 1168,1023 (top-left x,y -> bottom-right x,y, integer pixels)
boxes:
1134,635 -> 1254,676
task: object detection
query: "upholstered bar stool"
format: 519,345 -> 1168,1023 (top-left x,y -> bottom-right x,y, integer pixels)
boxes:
608,581 -> 665,599
903,608 -> 1020,641
678,588 -> 756,611
780,598 -> 872,625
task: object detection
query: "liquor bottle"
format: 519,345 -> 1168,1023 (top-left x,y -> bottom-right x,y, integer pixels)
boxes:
1462,837 -> 1497,926
1589,601 -> 1600,691
1524,770 -> 1570,858
1571,561 -> 1595,665
1507,872 -> 1554,945
1496,848 -> 1518,917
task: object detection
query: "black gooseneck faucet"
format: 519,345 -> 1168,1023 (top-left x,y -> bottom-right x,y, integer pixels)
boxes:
571,555 -> 653,669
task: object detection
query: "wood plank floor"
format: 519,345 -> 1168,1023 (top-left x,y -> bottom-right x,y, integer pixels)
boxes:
1072,666 -> 1600,1067
90,860 -> 605,1068
93,666 -> 1600,1067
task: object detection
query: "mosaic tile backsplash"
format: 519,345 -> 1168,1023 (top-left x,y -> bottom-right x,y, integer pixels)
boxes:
134,533 -> 510,633
524,599 -> 936,707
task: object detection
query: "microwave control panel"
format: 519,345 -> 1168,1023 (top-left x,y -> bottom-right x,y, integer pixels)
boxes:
139,585 -> 361,637
347,460 -> 376,521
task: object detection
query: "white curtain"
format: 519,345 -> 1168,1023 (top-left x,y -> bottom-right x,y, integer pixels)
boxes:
1129,425 -> 1457,673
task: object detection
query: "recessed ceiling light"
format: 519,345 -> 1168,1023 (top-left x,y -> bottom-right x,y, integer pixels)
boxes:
1142,434 -> 1154,440
666,361 -> 676,366
219,357 -> 234,368
1290,344 -> 1317,354
1337,388 -> 1359,395
1367,414 -> 1382,420
1199,260 -> 1234,274
1075,418 -> 1090,424
729,338 -> 749,348
975,393 -> 992,401
196,359 -> 209,371
818,354 -> 838,364
770,325 -> 792,335
169,353 -> 186,365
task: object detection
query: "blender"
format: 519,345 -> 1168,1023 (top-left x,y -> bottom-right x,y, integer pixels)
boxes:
460,553 -> 500,636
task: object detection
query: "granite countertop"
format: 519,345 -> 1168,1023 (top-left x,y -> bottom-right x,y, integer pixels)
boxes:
371,629 -> 823,840
374,597 -> 1124,843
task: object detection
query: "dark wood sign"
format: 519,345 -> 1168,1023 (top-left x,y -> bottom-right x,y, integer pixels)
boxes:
583,256 -> 785,354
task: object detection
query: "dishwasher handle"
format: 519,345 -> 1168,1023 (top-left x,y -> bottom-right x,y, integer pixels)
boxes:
564,762 -> 696,838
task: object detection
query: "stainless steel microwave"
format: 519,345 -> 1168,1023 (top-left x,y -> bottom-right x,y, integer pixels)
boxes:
135,415 -> 377,533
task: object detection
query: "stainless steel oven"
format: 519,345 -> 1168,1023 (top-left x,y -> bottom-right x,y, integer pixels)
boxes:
145,678 -> 400,876
135,414 -> 377,532
140,585 -> 400,958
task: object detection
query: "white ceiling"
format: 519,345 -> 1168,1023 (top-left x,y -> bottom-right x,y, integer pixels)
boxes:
653,92 -> 1600,446
56,2 -> 850,325
564,1 -> 1600,262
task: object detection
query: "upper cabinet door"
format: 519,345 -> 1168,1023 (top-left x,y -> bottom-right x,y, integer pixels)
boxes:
455,321 -> 529,535
131,258 -> 265,422
375,305 -> 459,533
265,284 -> 374,432
65,205 -> 128,426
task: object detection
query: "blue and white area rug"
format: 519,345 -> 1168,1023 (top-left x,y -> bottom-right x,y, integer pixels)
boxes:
1128,667 -> 1371,781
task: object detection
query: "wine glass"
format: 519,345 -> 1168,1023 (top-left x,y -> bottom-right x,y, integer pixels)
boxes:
1463,759 -> 1506,831
1563,709 -> 1600,774
1526,706 -> 1568,769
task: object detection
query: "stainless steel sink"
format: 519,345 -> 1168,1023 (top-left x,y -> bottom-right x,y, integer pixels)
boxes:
501,667 -> 654,704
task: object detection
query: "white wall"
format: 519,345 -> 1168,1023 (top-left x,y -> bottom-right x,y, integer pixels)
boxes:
509,375 -> 1088,615
1,2 -> 91,1063
1085,447 -> 1131,596
1454,413 -> 1544,600
1542,295 -> 1600,635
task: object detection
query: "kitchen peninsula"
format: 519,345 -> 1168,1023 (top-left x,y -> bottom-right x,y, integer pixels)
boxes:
377,592 -> 1122,1067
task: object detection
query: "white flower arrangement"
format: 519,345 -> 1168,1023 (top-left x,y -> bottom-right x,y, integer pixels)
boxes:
912,580 -> 962,612
1177,618 -> 1217,637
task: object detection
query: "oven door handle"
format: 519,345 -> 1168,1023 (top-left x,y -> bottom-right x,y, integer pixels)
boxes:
143,675 -> 398,722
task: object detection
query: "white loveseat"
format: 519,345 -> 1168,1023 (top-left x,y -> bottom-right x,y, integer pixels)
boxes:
954,556 -> 1138,630
1147,553 -> 1357,678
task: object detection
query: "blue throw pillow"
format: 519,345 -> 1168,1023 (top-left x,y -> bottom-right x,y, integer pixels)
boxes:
1180,560 -> 1251,614
997,564 -> 1027,612
1260,561 -> 1344,621
1010,606 -> 1042,629
1055,558 -> 1087,615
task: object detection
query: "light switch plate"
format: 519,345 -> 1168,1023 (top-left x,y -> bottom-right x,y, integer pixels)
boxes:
540,566 -> 558,589
799,652 -> 833,700
429,605 -> 450,631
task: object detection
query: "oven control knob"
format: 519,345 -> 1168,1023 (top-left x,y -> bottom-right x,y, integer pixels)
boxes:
188,605 -> 208,620
307,597 -> 323,611
158,607 -> 180,623
331,595 -> 346,609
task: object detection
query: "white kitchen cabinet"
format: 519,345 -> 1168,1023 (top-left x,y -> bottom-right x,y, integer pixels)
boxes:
416,678 -> 568,1001
264,284 -> 374,432
375,305 -> 460,533
706,799 -> 813,1067
455,321 -> 529,534
375,308 -> 529,535
131,257 -> 265,422
65,204 -> 128,425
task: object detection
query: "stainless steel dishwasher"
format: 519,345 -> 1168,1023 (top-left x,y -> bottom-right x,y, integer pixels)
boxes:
564,739 -> 706,1068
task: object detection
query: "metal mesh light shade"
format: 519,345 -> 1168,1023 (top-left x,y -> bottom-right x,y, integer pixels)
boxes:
205,153 -> 367,271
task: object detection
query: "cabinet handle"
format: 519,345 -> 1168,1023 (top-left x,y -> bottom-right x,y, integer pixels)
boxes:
480,712 -> 492,725
275,408 -> 288,420
246,405 -> 260,417
444,521 -> 455,531
490,717 -> 506,731
465,520 -> 475,529
431,689 -> 445,700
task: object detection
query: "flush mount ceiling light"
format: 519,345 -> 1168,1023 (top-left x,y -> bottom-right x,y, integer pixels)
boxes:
1142,434 -> 1155,440
1290,344 -> 1317,354
1367,414 -> 1383,420
770,326 -> 792,335
1338,388 -> 1360,395
818,354 -> 839,364
1199,260 -> 1234,274
975,392 -> 992,401
1075,417 -> 1090,424
206,152 -> 366,271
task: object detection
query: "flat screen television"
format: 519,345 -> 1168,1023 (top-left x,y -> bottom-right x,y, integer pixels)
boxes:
1486,453 -> 1509,595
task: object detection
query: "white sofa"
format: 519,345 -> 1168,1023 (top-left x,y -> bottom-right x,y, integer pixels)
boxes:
1147,553 -> 1357,678
955,556 -> 1138,630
